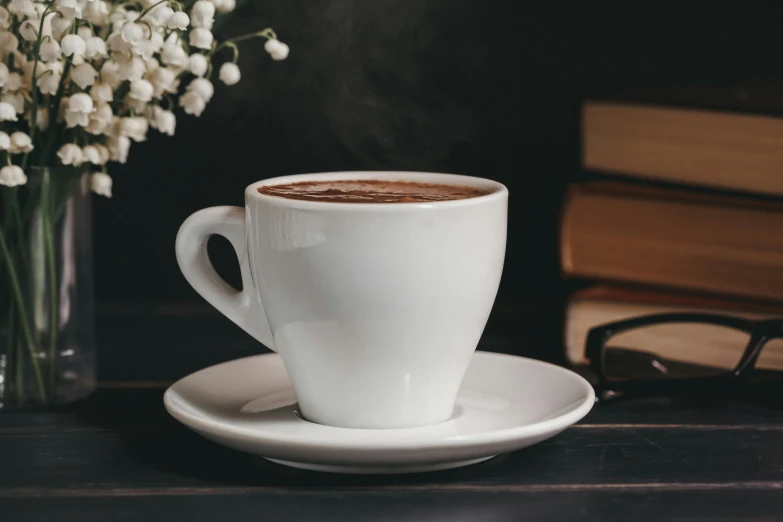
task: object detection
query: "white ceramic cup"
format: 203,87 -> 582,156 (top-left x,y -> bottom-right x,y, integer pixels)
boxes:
176,171 -> 507,429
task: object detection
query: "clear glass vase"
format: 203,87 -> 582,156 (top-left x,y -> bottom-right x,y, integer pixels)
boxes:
0,167 -> 96,409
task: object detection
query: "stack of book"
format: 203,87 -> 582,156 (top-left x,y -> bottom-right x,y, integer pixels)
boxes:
562,85 -> 783,369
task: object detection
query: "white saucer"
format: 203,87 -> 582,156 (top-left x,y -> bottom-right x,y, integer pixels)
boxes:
164,351 -> 595,474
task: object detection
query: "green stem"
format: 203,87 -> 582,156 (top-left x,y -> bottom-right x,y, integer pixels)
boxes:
0,227 -> 46,402
209,28 -> 276,58
41,173 -> 58,401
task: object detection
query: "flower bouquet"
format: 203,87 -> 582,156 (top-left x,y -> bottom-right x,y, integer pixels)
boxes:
0,0 -> 287,408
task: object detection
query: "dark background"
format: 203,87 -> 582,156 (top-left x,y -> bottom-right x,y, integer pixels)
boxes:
93,2 -> 783,305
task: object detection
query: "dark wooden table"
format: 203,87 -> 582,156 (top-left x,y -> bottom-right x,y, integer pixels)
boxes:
2,307 -> 783,521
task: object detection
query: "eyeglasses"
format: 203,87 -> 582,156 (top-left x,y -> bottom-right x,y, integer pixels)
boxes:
585,313 -> 783,401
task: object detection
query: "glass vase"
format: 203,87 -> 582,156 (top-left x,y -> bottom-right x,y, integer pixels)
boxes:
0,167 -> 96,409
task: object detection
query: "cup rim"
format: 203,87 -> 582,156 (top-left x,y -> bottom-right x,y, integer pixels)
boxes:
245,171 -> 508,210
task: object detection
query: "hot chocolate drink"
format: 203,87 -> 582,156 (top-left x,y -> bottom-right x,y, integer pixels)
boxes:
258,179 -> 490,203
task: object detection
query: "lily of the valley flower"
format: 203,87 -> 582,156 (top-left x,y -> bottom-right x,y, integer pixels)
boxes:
84,1 -> 110,26
65,93 -> 94,128
0,131 -> 9,149
107,135 -> 130,163
56,0 -> 83,20
0,92 -> 22,113
0,165 -> 26,186
219,62 -> 240,85
0,100 -> 17,121
61,34 -> 86,57
8,131 -> 32,153
188,53 -> 207,76
85,103 -> 112,134
264,38 -> 289,61
150,106 -> 175,135
57,143 -> 84,165
90,82 -> 113,104
190,1 -> 214,29
120,116 -> 148,142
129,78 -> 153,102
0,7 -> 11,30
189,28 -> 212,50
71,62 -> 98,89
39,39 -> 62,62
167,11 -> 189,30
179,91 -> 205,116
187,77 -> 213,102
90,172 -> 112,197
84,37 -> 108,59
37,62 -> 62,95
83,144 -> 110,165
50,13 -> 72,36
120,22 -> 145,46
4,71 -> 21,91
149,66 -> 178,97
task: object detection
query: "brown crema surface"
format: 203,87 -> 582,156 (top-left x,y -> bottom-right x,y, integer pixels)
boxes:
258,179 -> 490,203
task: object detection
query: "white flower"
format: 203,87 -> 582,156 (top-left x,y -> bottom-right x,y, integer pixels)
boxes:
188,53 -> 208,77
149,66 -> 178,98
0,31 -> 19,53
0,131 -> 9,149
90,172 -> 112,197
187,77 -> 214,101
117,56 -> 145,81
121,116 -> 148,142
9,131 -> 33,153
55,0 -> 83,20
71,62 -> 98,89
264,39 -> 289,61
35,107 -> 49,131
65,92 -> 94,127
57,143 -> 83,165
83,1 -> 109,26
148,5 -> 173,26
145,57 -> 159,72
90,82 -> 113,104
120,22 -> 144,46
61,34 -> 86,57
77,26 -> 92,41
190,1 -> 214,28
19,19 -> 38,41
0,63 -> 6,87
0,165 -> 27,187
50,13 -> 72,36
4,72 -> 21,92
161,40 -> 188,68
39,39 -> 62,62
107,135 -> 130,163
100,60 -> 122,89
0,101 -> 17,121
86,103 -> 112,134
0,7 -> 10,29
189,27 -> 212,50
218,62 -> 241,85
210,0 -> 235,14
134,31 -> 163,60
37,63 -> 62,95
150,106 -> 176,135
84,36 -> 107,59
83,144 -> 109,165
167,11 -> 189,30
129,79 -> 153,102
107,31 -> 132,55
8,0 -> 35,17
179,91 -> 206,116
1,92 -> 23,114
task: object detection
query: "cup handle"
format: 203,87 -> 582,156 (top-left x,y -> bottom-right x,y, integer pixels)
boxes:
175,206 -> 276,351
